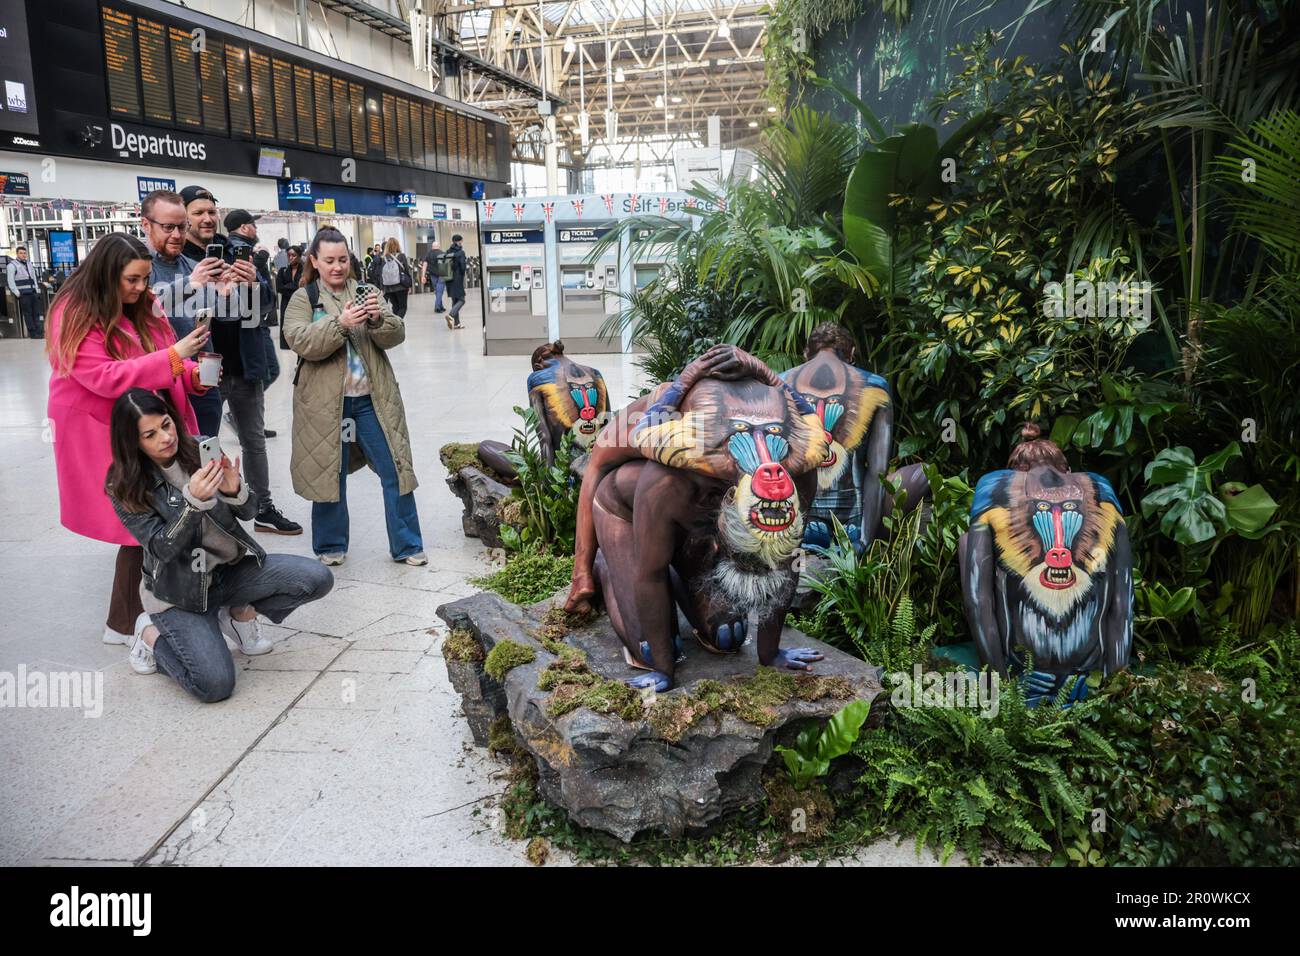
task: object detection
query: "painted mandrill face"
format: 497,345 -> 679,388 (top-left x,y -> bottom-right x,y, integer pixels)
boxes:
528,357 -> 609,449
782,351 -> 890,494
633,377 -> 824,564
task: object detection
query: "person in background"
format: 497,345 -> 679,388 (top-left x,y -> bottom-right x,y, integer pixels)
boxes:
276,245 -> 303,348
362,242 -> 382,278
42,266 -> 70,298
371,237 -> 413,318
141,188 -> 233,438
272,237 -> 290,273
283,227 -> 425,567
106,388 -> 333,698
445,234 -> 467,330
421,240 -> 446,313
216,204 -> 296,528
45,233 -> 212,646
7,245 -> 44,338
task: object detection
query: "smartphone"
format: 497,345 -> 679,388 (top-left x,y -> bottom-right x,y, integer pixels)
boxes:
198,437 -> 222,469
194,308 -> 214,335
353,283 -> 376,309
232,245 -> 252,262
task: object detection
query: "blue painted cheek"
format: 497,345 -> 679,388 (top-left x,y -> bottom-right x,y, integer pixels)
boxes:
1032,510 -> 1054,552
823,403 -> 844,432
587,387 -> 599,406
765,434 -> 790,461
727,432 -> 761,473
1061,509 -> 1083,548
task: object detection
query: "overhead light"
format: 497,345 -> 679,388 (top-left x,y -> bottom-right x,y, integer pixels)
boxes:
748,120 -> 758,128
654,94 -> 664,108
665,112 -> 675,120
718,19 -> 731,39
716,57 -> 729,65
671,96 -> 682,104
614,66 -> 625,82
563,37 -> 576,54
767,106 -> 777,113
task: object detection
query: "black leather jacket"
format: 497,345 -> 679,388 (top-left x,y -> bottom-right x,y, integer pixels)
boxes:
111,465 -> 265,613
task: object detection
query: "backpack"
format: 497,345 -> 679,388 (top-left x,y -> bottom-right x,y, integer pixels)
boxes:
432,253 -> 453,280
381,254 -> 401,287
290,281 -> 322,387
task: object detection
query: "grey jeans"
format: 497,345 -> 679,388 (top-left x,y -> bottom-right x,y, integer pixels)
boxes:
219,376 -> 269,506
150,555 -> 334,702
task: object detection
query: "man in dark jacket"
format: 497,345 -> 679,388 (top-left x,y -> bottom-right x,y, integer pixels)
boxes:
446,234 -> 468,330
179,184 -> 301,536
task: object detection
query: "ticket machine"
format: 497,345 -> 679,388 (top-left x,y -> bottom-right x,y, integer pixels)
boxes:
482,224 -> 548,355
555,223 -> 620,353
631,226 -> 679,290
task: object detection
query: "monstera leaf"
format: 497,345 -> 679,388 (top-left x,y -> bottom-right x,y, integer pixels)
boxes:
1219,481 -> 1280,537
1140,443 -> 1277,546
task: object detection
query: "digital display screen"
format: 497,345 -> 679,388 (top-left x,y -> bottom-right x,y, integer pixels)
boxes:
168,25 -> 202,128
293,64 -> 315,147
422,103 -> 436,170
396,96 -> 413,164
257,147 -> 285,177
102,5 -> 141,118
349,82 -> 367,156
366,91 -> 382,156
331,76 -> 351,154
225,44 -> 252,136
136,17 -> 172,123
381,93 -> 398,162
271,58 -> 295,142
248,50 -> 275,138
0,0 -> 39,136
197,37 -> 227,133
313,71 -> 333,151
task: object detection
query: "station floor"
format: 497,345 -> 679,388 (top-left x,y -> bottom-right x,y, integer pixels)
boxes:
0,293 -> 947,867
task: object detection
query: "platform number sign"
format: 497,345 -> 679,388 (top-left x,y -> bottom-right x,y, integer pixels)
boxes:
285,178 -> 313,200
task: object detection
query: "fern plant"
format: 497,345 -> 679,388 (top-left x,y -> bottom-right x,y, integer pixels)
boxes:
854,673 -> 1116,863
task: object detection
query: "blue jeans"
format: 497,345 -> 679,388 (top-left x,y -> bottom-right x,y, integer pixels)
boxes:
151,554 -> 334,702
433,277 -> 445,310
312,395 -> 423,560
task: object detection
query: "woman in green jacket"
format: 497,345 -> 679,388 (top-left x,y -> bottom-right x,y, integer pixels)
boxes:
282,227 -> 425,567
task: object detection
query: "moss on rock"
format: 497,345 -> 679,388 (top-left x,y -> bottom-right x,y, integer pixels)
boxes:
440,442 -> 501,480
487,714 -> 525,758
763,771 -> 835,843
525,836 -> 550,866
547,676 -> 644,722
484,639 -> 537,682
443,628 -> 485,663
644,691 -> 714,743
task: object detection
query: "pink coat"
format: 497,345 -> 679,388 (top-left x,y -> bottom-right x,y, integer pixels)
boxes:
46,301 -> 201,546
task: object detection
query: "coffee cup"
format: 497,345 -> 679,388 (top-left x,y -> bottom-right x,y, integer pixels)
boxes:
198,352 -> 222,387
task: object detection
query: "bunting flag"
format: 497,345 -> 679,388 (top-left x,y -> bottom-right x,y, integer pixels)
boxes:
601,194 -> 615,215
658,196 -> 669,214
512,202 -> 526,222
627,193 -> 639,214
684,197 -> 697,209
541,201 -> 555,223
570,198 -> 585,219
717,196 -> 728,212
483,201 -> 496,221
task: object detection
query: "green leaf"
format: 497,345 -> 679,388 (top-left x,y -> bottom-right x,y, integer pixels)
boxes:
1222,483 -> 1279,534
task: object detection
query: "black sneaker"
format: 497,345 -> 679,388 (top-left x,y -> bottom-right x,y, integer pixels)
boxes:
264,428 -> 277,438
255,504 -> 302,535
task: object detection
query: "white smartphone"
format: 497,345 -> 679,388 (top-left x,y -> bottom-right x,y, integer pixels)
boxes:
198,436 -> 222,469
194,308 -> 214,335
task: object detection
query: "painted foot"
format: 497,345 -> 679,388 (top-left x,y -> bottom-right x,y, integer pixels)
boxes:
768,647 -> 825,671
564,572 -> 597,615
638,635 -> 686,669
695,618 -> 747,654
626,671 -> 672,692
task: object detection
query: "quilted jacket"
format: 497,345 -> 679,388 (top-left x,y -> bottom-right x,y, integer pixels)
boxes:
282,278 -> 418,502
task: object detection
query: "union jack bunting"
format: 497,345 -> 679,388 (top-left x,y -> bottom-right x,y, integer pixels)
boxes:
601,194 -> 615,215
483,201 -> 496,221
658,196 -> 670,214
571,199 -> 585,219
512,202 -> 526,222
541,201 -> 555,223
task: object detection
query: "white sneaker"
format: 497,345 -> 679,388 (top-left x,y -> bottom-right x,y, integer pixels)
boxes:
400,552 -> 428,567
102,624 -> 132,645
127,613 -> 157,675
218,607 -> 273,656
319,552 -> 346,566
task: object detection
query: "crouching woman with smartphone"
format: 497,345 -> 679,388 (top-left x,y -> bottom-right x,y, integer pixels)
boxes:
105,388 -> 334,702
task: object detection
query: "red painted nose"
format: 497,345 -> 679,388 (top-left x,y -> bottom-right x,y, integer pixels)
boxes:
752,463 -> 794,501
579,406 -> 596,421
824,430 -> 834,445
1045,547 -> 1072,569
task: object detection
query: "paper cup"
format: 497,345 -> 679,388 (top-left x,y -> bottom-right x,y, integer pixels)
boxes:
198,352 -> 222,387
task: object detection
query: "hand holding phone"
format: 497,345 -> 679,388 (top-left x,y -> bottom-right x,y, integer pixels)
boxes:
198,436 -> 222,469
218,455 -> 242,496
188,456 -> 223,502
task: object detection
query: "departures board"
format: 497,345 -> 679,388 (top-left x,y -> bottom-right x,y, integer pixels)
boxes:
96,0 -> 503,182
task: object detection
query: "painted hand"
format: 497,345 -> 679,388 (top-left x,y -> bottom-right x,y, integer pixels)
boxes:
769,647 -> 825,671
625,671 -> 672,692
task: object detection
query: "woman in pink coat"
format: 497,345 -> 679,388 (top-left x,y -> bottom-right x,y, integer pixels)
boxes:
46,233 -> 213,643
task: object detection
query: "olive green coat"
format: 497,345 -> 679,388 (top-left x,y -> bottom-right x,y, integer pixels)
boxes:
282,279 -> 418,502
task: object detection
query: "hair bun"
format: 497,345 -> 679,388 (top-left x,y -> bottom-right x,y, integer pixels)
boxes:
551,340 -> 565,354
1020,422 -> 1042,440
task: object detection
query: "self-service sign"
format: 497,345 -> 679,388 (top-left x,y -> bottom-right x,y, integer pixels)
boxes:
558,227 -> 612,243
487,230 -> 543,244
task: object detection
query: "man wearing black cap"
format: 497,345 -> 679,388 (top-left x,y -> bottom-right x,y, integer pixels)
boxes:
445,234 -> 468,330
179,185 -> 301,536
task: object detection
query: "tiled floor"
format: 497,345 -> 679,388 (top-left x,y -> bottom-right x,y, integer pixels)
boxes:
0,294 -> 943,867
